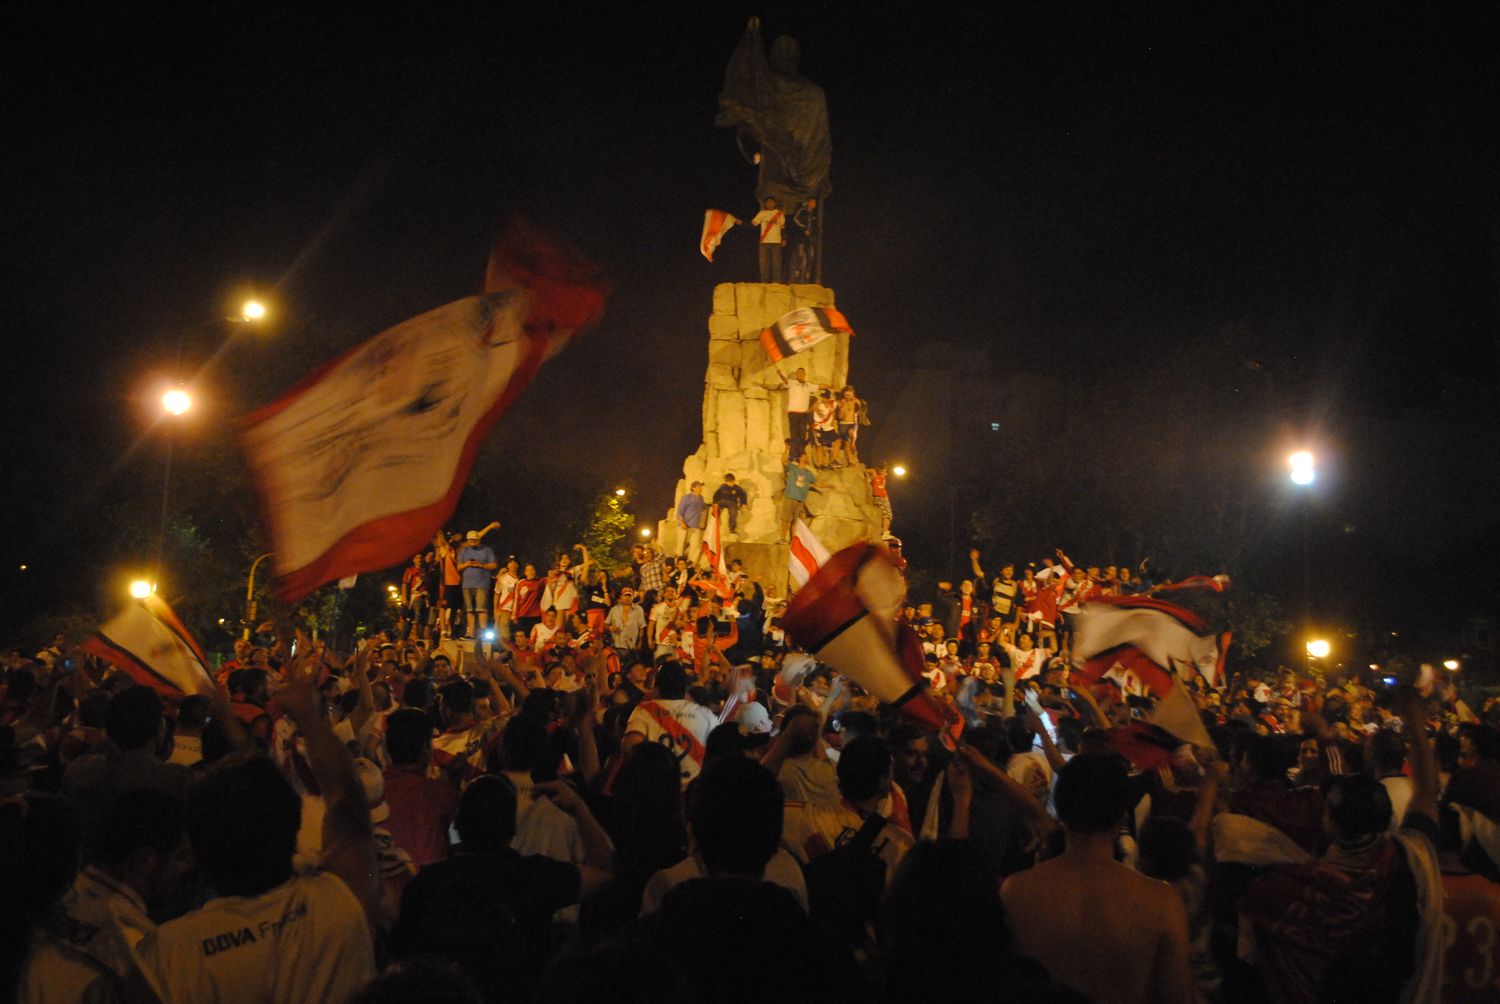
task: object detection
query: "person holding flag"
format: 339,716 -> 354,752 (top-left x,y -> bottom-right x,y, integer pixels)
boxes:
752,196 -> 785,282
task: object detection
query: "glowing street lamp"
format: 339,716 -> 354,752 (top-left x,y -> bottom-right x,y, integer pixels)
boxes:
241,299 -> 268,322
891,465 -> 908,478
639,527 -> 652,538
1288,450 -> 1315,486
1444,659 -> 1460,671
1306,638 -> 1330,659
161,387 -> 192,416
129,579 -> 155,599
615,488 -> 627,497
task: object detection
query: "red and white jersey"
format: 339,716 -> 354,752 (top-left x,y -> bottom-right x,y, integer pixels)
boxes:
626,699 -> 716,783
492,569 -> 518,611
1003,643 -> 1049,681
751,208 -> 785,243
542,572 -> 579,615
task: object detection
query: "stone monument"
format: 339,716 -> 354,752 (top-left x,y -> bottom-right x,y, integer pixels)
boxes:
656,282 -> 885,595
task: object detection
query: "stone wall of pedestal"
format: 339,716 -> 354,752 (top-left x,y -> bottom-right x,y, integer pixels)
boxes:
657,283 -> 884,593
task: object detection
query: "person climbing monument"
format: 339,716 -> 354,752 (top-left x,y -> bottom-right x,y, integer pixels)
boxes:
712,473 -> 749,534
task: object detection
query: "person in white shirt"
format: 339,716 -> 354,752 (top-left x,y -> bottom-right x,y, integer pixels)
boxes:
751,196 -> 785,282
623,662 -> 718,784
138,673 -> 378,1004
605,588 -> 648,651
492,557 -> 520,645
777,366 -> 815,459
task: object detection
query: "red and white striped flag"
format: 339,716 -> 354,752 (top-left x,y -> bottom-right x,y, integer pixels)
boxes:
699,209 -> 740,262
1070,594 -> 1230,692
701,504 -> 727,578
759,306 -> 854,363
83,594 -> 216,699
242,224 -> 609,604
788,517 -> 830,590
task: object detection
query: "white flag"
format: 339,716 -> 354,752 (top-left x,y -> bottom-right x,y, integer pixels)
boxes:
83,594 -> 216,698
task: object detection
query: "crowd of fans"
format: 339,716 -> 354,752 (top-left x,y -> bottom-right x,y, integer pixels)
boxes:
1,535 -> 1492,1003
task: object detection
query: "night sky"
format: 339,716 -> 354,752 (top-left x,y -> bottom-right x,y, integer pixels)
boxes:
4,5 -> 1496,644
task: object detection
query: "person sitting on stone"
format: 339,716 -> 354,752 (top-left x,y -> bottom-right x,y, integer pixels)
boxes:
711,473 -> 749,534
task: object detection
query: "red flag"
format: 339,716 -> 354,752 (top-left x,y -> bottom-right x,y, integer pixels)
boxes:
1071,594 -> 1230,690
242,224 -> 609,604
699,209 -> 740,262
788,517 -> 830,590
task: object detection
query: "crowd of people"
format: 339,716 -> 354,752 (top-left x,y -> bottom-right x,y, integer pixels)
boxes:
1,534 -> 1493,1003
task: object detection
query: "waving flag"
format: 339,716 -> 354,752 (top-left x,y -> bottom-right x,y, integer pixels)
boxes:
83,595 -> 216,698
242,224 -> 609,603
759,306 -> 854,363
781,542 -> 961,738
1070,595 -> 1230,691
699,209 -> 740,262
788,517 -> 830,590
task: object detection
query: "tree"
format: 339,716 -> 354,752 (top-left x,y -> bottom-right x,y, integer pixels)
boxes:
579,490 -> 634,572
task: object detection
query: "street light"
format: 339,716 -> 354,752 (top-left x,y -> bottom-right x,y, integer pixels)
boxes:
1444,659 -> 1460,671
615,488 -> 627,497
1306,638 -> 1330,659
891,465 -> 908,478
129,579 -> 154,599
241,299 -> 268,322
639,527 -> 652,538
161,388 -> 192,416
1288,450 -> 1315,486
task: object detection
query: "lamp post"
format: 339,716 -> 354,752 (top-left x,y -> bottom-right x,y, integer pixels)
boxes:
1289,450 -> 1316,634
244,552 -> 273,639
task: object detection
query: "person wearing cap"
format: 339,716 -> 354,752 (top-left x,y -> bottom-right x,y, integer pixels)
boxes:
605,587 -> 647,651
456,522 -> 500,639
675,481 -> 708,564
712,473 -> 749,534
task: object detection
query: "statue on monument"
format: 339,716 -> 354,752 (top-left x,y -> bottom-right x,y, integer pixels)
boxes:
717,16 -> 831,284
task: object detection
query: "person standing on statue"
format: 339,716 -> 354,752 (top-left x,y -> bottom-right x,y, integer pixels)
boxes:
752,197 -> 785,283
790,198 -> 817,284
676,481 -> 708,565
777,366 -> 814,460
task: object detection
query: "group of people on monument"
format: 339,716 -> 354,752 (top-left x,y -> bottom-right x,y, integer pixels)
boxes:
751,196 -> 819,284
1,525 -> 1490,1003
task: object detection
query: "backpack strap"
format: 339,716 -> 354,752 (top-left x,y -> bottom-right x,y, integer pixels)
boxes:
846,811 -> 887,855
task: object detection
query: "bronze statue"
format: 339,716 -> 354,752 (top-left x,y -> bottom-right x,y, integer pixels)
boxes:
717,17 -> 831,282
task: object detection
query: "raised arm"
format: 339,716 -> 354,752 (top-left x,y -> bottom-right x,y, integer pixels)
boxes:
278,667 -> 378,912
534,780 -> 614,897
1399,689 -> 1439,826
956,742 -> 1057,844
969,548 -> 986,583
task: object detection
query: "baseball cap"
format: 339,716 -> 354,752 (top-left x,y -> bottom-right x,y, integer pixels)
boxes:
465,530 -> 480,542
736,702 -> 773,735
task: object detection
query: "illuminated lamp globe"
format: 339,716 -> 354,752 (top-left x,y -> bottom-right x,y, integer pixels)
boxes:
129,580 -> 153,599
161,388 -> 192,416
1306,639 -> 1331,659
242,300 -> 268,321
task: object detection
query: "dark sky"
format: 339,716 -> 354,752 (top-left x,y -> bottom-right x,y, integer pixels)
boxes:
4,5 -> 1497,634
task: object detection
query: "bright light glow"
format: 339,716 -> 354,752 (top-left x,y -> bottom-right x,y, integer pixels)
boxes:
1289,450 -> 1315,486
1306,639 -> 1330,659
161,388 -> 192,416
891,465 -> 908,478
241,300 -> 267,321
1444,659 -> 1460,671
1369,663 -> 1380,671
217,618 -> 226,626
639,527 -> 652,538
18,564 -> 26,571
129,580 -> 154,599
615,488 -> 627,497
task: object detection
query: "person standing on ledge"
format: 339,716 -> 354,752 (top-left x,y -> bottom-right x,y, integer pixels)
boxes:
676,481 -> 708,565
776,366 -> 815,461
752,197 -> 785,283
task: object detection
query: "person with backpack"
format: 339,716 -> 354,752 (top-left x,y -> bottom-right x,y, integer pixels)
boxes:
783,736 -> 913,951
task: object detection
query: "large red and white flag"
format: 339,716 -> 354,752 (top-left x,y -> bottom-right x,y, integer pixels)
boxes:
759,306 -> 854,363
242,224 -> 609,603
699,209 -> 740,262
83,595 -> 216,699
780,542 -> 961,739
788,517 -> 830,590
1070,594 -> 1230,691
